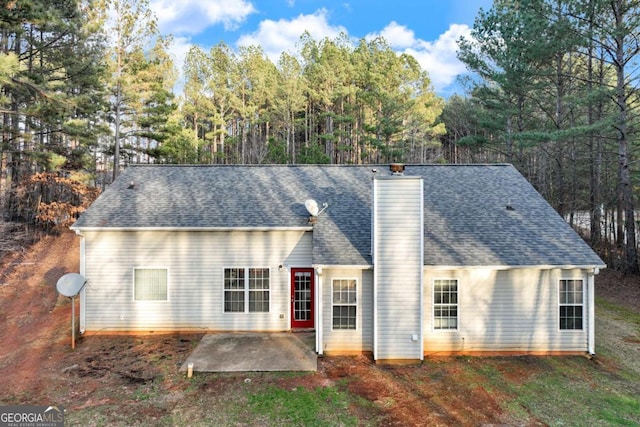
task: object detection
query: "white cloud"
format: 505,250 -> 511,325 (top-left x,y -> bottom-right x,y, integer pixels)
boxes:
374,21 -> 416,49
368,22 -> 471,95
405,24 -> 471,93
236,9 -> 347,63
150,0 -> 256,35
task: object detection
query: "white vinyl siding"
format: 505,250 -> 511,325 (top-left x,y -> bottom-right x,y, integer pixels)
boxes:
134,268 -> 168,301
332,279 -> 357,330
423,268 -> 590,354
373,177 -> 423,361
322,269 -> 373,354
81,230 -> 311,332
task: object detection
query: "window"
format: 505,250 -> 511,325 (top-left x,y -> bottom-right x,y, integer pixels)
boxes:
224,268 -> 269,313
332,279 -> 357,330
433,279 -> 458,330
134,268 -> 168,301
224,268 -> 245,312
559,279 -> 583,330
249,268 -> 270,312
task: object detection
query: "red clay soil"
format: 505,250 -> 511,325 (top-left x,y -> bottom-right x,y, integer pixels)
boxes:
0,229 -> 638,426
0,231 -> 79,399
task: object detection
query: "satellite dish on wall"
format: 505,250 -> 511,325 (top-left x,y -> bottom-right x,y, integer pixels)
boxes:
305,199 -> 320,216
56,273 -> 86,297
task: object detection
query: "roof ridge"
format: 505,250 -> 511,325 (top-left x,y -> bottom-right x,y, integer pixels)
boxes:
126,163 -> 513,168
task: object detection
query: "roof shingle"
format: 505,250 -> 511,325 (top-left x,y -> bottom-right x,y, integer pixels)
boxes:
72,164 -> 604,268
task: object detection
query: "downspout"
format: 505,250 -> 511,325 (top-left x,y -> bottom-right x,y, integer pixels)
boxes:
587,267 -> 599,355
419,179 -> 424,361
74,230 -> 86,334
372,178 -> 379,361
316,267 -> 323,356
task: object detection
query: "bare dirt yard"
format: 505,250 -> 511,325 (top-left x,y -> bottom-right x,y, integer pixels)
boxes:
1,227 -> 639,426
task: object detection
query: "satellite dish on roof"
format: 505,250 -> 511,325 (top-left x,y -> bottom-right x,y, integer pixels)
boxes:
305,199 -> 320,217
56,273 -> 86,297
304,199 -> 329,221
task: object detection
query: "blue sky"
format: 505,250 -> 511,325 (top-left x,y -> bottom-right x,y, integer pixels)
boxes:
149,0 -> 493,97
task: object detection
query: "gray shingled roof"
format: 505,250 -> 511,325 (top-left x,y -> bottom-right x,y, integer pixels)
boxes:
72,164 -> 605,268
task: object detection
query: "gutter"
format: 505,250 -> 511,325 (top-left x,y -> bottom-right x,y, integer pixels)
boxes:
311,264 -> 373,271
309,264 -> 606,272
423,264 -> 607,271
70,226 -> 314,232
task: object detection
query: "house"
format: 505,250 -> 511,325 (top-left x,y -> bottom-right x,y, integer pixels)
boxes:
70,164 -> 605,362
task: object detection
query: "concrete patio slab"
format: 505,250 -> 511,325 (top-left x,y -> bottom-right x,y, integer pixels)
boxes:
180,332 -> 317,372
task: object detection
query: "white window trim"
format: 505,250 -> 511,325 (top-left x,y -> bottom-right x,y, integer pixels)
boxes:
331,277 -> 358,331
558,278 -> 584,332
432,277 -> 459,332
222,266 -> 271,314
132,267 -> 169,302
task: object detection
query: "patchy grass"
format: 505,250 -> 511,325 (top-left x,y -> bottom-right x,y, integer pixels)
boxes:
598,395 -> 640,426
597,297 -> 640,326
49,327 -> 640,427
247,386 -> 357,426
497,357 -> 639,426
420,355 -> 638,426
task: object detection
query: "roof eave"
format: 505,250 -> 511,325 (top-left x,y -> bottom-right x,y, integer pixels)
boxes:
312,264 -> 374,270
70,226 -> 314,232
307,263 -> 606,270
423,264 -> 607,270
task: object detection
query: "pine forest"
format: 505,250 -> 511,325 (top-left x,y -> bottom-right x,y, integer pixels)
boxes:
1,0 -> 640,272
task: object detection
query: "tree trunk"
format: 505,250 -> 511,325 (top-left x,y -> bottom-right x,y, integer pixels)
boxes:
505,116 -> 514,164
612,0 -> 638,273
113,82 -> 122,181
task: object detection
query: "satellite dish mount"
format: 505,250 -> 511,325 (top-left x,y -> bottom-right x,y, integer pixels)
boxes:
304,199 -> 328,224
56,273 -> 87,350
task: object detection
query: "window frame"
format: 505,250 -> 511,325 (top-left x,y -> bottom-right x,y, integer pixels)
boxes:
248,267 -> 270,313
331,278 -> 358,331
223,267 -> 246,313
432,278 -> 459,331
558,278 -> 584,331
133,267 -> 169,302
223,267 -> 271,314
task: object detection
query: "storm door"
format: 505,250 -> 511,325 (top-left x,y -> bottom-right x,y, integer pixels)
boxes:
291,268 -> 314,328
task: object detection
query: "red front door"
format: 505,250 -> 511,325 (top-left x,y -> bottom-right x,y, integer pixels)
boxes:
291,268 -> 314,329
